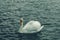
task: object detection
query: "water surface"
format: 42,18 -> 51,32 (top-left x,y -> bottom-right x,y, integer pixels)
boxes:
0,0 -> 60,40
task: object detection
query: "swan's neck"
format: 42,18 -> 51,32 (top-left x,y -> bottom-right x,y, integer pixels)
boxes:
20,18 -> 23,31
20,22 -> 23,28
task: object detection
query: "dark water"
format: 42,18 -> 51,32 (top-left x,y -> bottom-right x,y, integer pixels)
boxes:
0,0 -> 60,40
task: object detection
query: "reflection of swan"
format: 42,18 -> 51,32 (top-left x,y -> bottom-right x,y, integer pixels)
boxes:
18,18 -> 44,33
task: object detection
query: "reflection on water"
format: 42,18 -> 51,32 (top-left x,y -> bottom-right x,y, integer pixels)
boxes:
17,32 -> 42,40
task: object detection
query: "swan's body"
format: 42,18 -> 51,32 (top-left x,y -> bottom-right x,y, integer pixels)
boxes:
18,18 -> 44,33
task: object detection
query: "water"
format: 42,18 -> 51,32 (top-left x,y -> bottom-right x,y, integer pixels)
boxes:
0,0 -> 60,40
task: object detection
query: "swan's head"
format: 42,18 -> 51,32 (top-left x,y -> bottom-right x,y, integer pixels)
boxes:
20,18 -> 23,25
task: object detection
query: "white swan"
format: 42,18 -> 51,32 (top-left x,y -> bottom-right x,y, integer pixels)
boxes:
18,18 -> 44,33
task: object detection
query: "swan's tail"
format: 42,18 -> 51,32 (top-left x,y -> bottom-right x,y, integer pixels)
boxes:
37,25 -> 44,32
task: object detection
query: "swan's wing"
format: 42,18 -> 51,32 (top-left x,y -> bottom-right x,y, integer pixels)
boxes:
22,23 -> 37,33
22,26 -> 44,33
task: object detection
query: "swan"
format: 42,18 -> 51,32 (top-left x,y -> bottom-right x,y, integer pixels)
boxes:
18,18 -> 44,33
